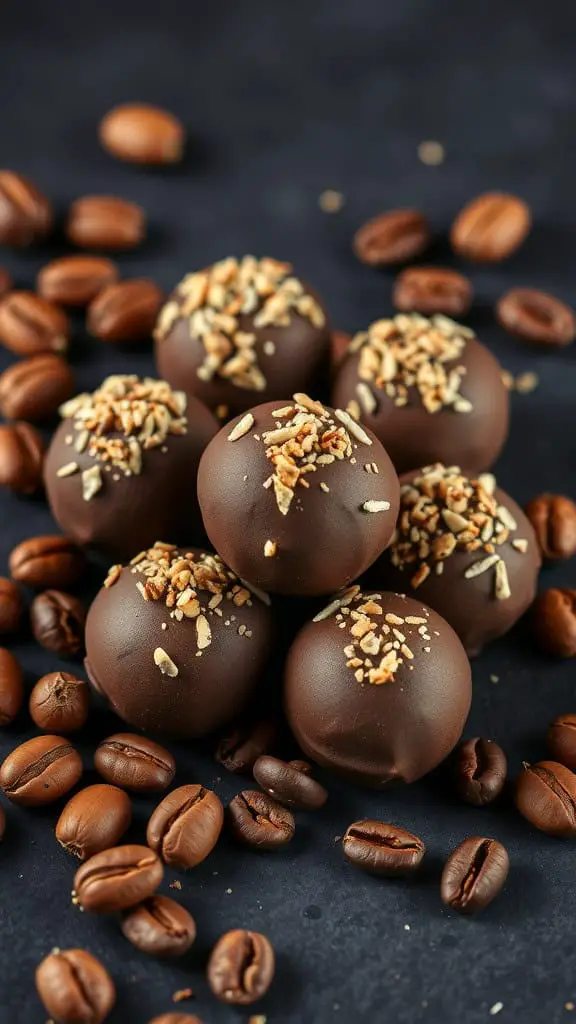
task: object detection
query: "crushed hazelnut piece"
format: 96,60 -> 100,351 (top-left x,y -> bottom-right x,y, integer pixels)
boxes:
153,647 -> 179,677
264,540 -> 278,557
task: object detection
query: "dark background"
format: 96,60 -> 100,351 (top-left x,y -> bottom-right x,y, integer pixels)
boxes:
0,0 -> 576,1021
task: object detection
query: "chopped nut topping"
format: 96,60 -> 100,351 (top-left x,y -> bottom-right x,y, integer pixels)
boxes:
153,647 -> 179,677
81,465 -> 102,501
334,591 -> 436,685
264,540 -> 277,557
391,463 -> 526,600
154,256 -> 325,393
362,500 -> 391,513
228,413 -> 255,441
56,462 -> 79,478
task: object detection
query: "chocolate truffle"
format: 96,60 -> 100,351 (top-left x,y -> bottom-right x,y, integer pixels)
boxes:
332,313 -> 509,475
197,394 -> 400,596
44,375 -> 218,561
375,463 -> 541,656
154,255 -> 331,418
84,543 -> 273,737
285,589 -> 471,787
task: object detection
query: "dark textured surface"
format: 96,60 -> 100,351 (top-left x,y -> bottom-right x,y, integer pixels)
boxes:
0,0 -> 576,1021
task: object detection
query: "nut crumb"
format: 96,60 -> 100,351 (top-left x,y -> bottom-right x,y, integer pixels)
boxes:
169,880 -> 182,890
172,988 -> 194,1003
153,647 -> 178,677
489,1003 -> 504,1017
319,189 -> 344,212
418,139 -> 445,165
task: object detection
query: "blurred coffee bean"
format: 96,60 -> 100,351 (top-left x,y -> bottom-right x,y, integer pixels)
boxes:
10,534 -> 85,588
451,192 -> 531,261
0,421 -> 45,494
0,353 -> 75,421
38,254 -> 119,307
525,493 -> 576,562
99,103 -> 185,165
66,195 -> 146,251
0,171 -> 53,247
0,647 -> 24,724
0,577 -> 23,634
496,287 -> 576,347
87,279 -> 164,342
0,291 -> 69,356
354,208 -> 430,266
533,588 -> 576,657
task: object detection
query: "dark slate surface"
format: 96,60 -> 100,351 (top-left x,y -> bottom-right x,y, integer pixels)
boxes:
0,0 -> 575,1021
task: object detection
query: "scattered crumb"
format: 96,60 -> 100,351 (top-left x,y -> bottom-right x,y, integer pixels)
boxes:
490,674 -> 499,683
319,189 -> 345,213
516,371 -> 539,394
403,924 -> 411,931
216,404 -> 228,420
489,1003 -> 504,1016
249,1016 -> 267,1024
172,988 -> 194,1002
565,1002 -> 575,1011
333,835 -> 342,843
418,140 -> 445,165
169,880 -> 182,890
226,887 -> 233,894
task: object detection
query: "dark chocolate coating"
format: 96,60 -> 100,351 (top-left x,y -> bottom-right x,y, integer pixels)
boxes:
332,334 -> 509,475
372,477 -> 541,657
84,548 -> 273,737
284,592 -> 471,787
197,400 -> 400,596
156,286 -> 331,417
44,395 -> 218,562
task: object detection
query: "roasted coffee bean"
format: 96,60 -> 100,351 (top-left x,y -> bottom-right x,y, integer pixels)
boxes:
0,647 -> 24,724
10,534 -> 85,589
342,820 -> 425,875
451,191 -> 531,262
208,929 -> 275,1005
253,755 -> 327,810
0,577 -> 23,634
0,353 -> 75,421
525,493 -> 576,562
228,789 -> 295,849
496,287 -> 575,347
0,734 -> 82,806
0,291 -> 69,356
515,760 -> 576,837
148,1016 -> 205,1024
66,195 -> 146,251
0,267 -> 12,297
353,208 -> 430,266
393,266 -> 473,316
441,837 -> 509,914
548,714 -> 576,771
56,784 -> 132,859
87,279 -> 164,342
121,894 -> 196,957
36,947 -> 116,1024
99,103 -> 185,165
215,717 -> 278,774
95,733 -> 175,792
38,254 -> 119,307
31,590 -> 86,656
147,784 -> 223,868
29,671 -> 90,732
533,588 -> 576,657
455,737 -> 507,806
74,844 -> 163,913
0,171 -> 53,247
0,421 -> 45,494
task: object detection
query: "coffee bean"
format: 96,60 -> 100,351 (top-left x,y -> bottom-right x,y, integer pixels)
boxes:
0,577 -> 23,634
31,590 -> 86,655
95,732 -> 175,792
0,267 -> 12,297
0,291 -> 69,356
99,103 -> 185,165
353,208 -> 431,266
0,353 -> 75,421
228,790 -> 295,849
147,784 -> 224,869
87,279 -> 164,342
441,836 -> 509,914
208,929 -> 275,1005
0,171 -> 53,247
393,266 -> 473,316
66,195 -> 146,251
455,737 -> 507,806
38,254 -> 119,307
121,894 -> 196,957
515,760 -> 576,837
36,947 -> 116,1024
0,734 -> 83,806
252,755 -> 327,810
533,588 -> 576,657
451,192 -> 531,262
147,1017 -> 205,1024
548,714 -> 576,771
29,671 -> 90,732
0,421 -> 45,494
0,647 -> 24,724
525,493 -> 576,562
56,784 -> 132,859
74,844 -> 163,913
496,287 -> 575,347
215,716 -> 278,774
342,819 -> 426,875
10,534 -> 85,589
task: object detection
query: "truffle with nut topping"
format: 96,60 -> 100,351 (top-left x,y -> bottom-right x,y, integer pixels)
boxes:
44,375 -> 218,561
84,543 -> 273,737
154,255 -> 331,419
373,464 -> 541,656
284,589 -> 471,787
331,313 -> 509,475
197,394 -> 400,596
